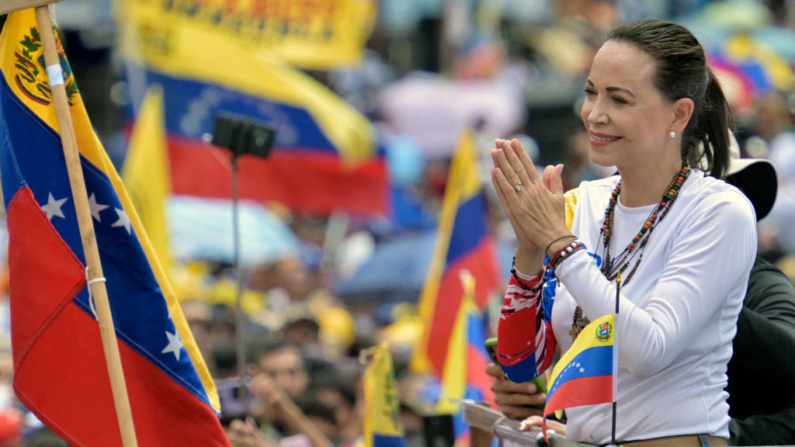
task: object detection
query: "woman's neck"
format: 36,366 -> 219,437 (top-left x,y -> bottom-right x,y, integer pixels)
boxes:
617,156 -> 684,207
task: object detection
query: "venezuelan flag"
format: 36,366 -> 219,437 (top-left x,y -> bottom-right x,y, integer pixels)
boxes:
543,314 -> 618,434
116,0 -> 386,216
362,343 -> 407,447
436,271 -> 496,441
412,130 -> 500,377
0,10 -> 227,446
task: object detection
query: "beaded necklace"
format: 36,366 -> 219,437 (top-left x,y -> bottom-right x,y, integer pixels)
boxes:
570,165 -> 691,342
600,164 -> 691,284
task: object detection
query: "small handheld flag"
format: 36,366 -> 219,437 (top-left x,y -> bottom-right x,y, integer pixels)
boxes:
542,313 -> 618,442
362,343 -> 407,447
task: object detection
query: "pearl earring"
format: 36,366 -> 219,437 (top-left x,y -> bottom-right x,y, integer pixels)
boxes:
669,131 -> 676,139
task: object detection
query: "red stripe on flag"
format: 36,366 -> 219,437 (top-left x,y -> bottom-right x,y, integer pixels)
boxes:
7,186 -> 229,446
6,186 -> 86,369
168,136 -> 388,216
543,375 -> 613,418
467,345 -> 496,409
426,238 -> 498,376
15,303 -> 229,446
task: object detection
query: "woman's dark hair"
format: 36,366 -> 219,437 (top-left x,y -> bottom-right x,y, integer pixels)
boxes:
607,19 -> 732,178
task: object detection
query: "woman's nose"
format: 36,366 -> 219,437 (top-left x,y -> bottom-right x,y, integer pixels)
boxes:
586,100 -> 609,125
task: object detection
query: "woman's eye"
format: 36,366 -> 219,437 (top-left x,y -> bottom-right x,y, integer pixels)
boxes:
584,89 -> 596,96
612,96 -> 628,104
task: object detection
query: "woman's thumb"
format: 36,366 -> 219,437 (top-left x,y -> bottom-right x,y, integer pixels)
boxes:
550,164 -> 564,194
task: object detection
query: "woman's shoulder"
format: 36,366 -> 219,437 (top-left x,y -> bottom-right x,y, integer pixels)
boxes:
680,169 -> 757,224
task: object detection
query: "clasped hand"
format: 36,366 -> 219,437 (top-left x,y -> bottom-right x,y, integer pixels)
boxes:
490,139 -> 571,270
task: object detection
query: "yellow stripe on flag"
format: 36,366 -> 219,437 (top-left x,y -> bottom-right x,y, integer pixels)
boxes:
122,84 -> 172,282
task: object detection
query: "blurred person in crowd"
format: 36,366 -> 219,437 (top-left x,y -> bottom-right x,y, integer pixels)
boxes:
226,376 -> 334,447
292,396 -> 340,444
24,427 -> 66,447
247,339 -> 309,400
282,315 -> 321,352
561,130 -> 615,190
210,303 -> 238,341
181,299 -> 213,372
487,157 -> 795,445
750,93 -> 795,257
309,373 -> 360,446
0,408 -> 21,447
214,338 -> 257,423
750,93 -> 793,151
492,19 -> 753,445
226,338 -> 334,447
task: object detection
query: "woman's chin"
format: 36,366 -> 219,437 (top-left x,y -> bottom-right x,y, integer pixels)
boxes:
589,150 -> 616,169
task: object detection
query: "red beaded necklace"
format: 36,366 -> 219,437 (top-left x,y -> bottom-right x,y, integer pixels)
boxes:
600,164 -> 691,285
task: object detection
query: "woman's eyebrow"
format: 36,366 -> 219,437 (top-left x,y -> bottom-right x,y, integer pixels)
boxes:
586,79 -> 635,98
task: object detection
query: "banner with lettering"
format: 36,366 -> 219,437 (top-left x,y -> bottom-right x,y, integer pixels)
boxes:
122,0 -> 377,69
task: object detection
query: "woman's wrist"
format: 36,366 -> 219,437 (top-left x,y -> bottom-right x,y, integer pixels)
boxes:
544,234 -> 577,258
514,245 -> 544,276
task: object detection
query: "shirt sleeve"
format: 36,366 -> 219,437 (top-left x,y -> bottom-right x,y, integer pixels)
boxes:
556,191 -> 757,377
497,269 -> 557,383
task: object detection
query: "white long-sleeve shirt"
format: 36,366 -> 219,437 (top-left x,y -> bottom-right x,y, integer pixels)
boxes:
554,170 -> 756,444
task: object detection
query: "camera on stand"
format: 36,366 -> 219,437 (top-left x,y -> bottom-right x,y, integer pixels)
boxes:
211,112 -> 276,159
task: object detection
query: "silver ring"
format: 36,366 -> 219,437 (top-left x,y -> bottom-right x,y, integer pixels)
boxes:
514,182 -> 524,193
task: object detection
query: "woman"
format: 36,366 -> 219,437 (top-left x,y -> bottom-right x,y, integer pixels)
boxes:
493,19 -> 756,446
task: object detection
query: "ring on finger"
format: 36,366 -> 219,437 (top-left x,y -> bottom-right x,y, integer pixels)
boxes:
514,182 -> 524,193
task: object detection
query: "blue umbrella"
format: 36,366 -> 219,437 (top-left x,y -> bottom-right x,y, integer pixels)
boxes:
335,230 -> 515,304
168,195 -> 299,266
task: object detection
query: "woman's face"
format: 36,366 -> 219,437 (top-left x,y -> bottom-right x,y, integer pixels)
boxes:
580,41 -> 676,170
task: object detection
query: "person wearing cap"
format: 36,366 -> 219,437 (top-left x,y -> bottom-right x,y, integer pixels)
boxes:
723,158 -> 795,446
484,157 -> 795,445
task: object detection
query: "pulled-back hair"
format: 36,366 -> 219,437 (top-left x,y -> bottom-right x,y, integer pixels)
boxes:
607,19 -> 732,178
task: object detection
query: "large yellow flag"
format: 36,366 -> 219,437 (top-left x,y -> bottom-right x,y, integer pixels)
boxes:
122,84 -> 172,279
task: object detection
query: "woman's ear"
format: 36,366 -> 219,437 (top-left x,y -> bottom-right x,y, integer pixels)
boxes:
672,97 -> 695,133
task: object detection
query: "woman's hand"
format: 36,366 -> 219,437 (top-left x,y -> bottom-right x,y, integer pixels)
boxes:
520,415 -> 567,435
490,139 -> 571,267
227,418 -> 275,447
485,363 -> 545,420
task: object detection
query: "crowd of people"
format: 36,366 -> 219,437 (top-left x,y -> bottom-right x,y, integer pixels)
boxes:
0,0 -> 795,446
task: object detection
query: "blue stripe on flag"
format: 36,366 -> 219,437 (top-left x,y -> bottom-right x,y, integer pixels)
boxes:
144,70 -> 337,153
446,193 -> 489,265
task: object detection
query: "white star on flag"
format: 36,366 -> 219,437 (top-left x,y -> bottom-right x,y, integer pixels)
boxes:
41,192 -> 68,220
580,367 -> 585,373
111,208 -> 131,234
161,331 -> 184,361
88,193 -> 109,222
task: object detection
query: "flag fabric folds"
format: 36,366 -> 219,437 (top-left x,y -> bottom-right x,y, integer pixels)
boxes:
436,270 -> 495,415
362,343 -> 407,447
0,9 -> 227,446
121,84 -> 172,279
121,0 -> 378,70
412,130 -> 500,376
542,314 -> 618,438
117,0 -> 386,216
435,270 -> 496,441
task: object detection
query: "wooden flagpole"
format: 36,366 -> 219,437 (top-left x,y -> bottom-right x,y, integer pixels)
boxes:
30,5 -> 139,446
0,0 -> 61,15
